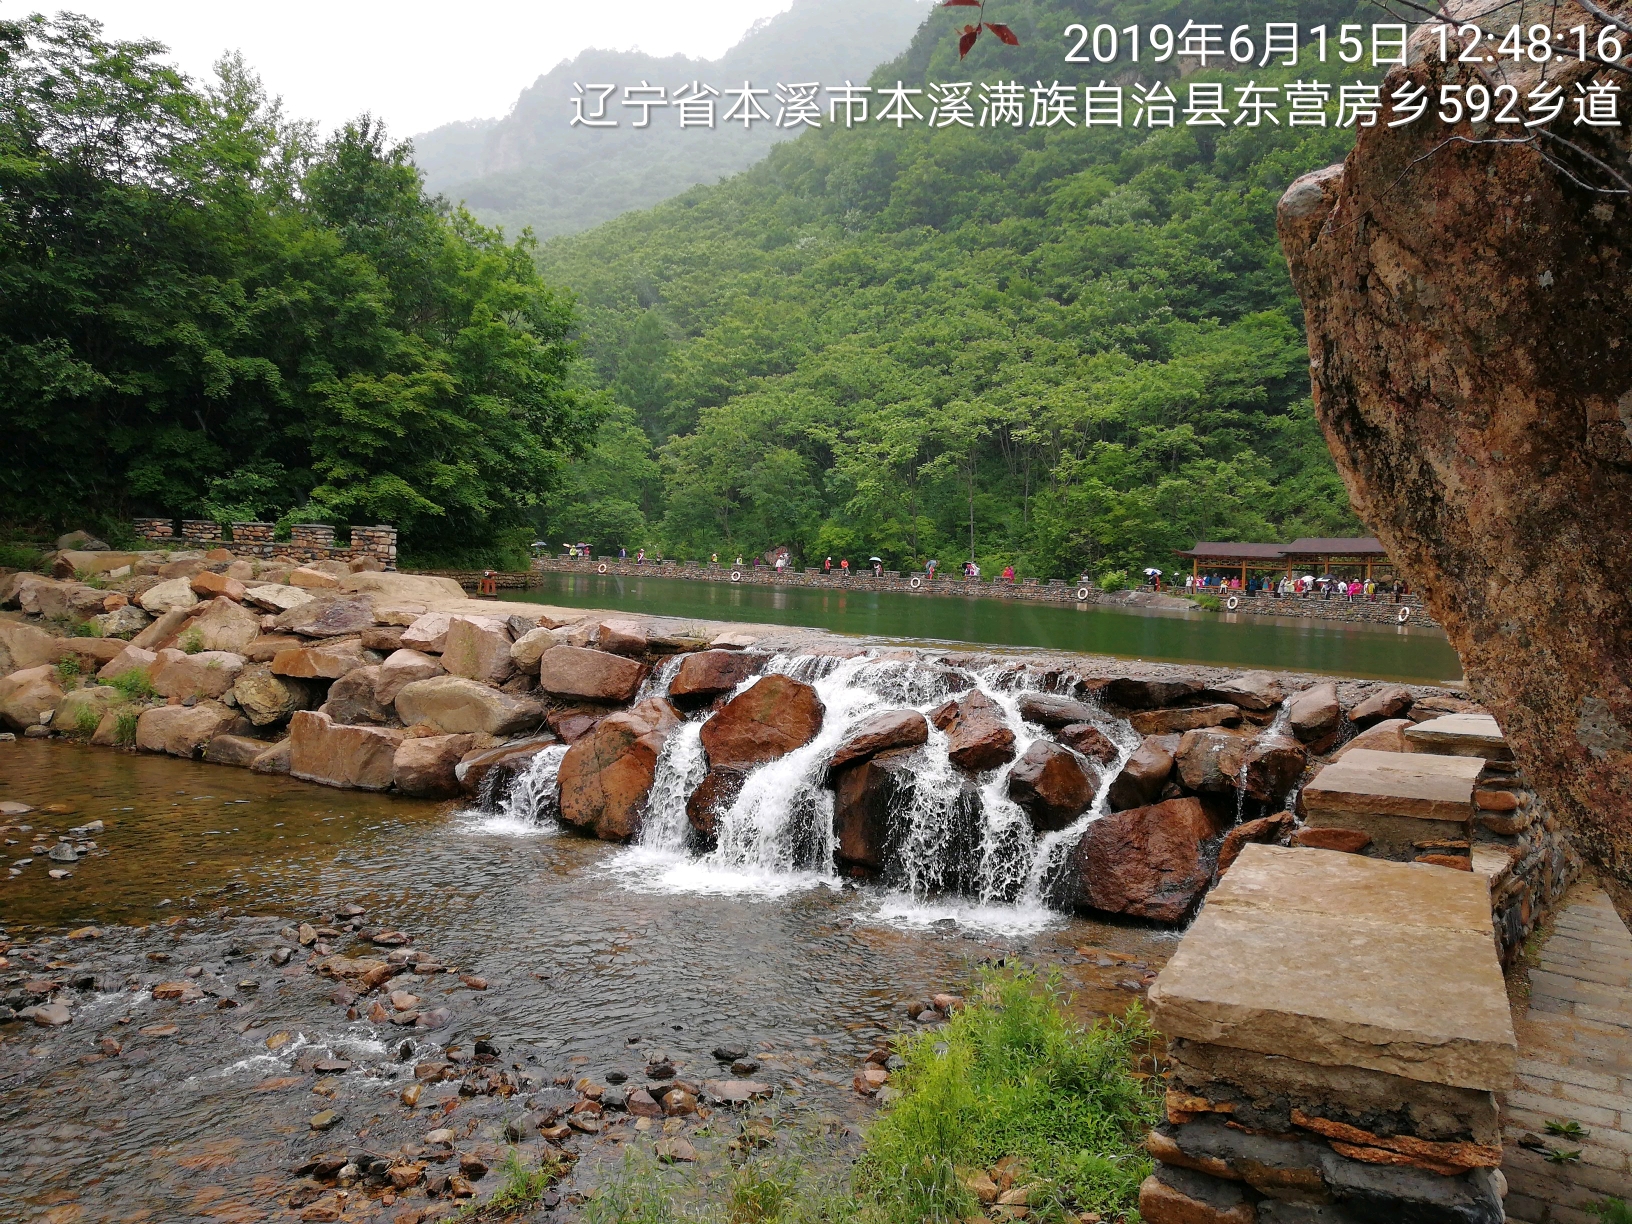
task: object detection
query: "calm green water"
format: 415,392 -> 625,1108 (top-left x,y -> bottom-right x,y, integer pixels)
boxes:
514,572 -> 1463,684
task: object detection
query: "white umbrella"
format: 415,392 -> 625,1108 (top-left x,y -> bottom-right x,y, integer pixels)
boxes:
869,557 -> 884,563
1144,567 -> 1163,576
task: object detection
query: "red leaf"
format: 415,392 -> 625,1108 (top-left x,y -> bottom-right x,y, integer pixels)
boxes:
958,27 -> 980,57
985,22 -> 1020,45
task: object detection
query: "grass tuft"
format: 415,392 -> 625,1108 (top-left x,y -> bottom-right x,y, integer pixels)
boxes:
179,627 -> 204,654
109,670 -> 155,701
855,968 -> 1160,1223
451,1147 -> 571,1221
55,656 -> 81,685
74,704 -> 100,737
114,708 -> 139,746
1590,1199 -> 1632,1224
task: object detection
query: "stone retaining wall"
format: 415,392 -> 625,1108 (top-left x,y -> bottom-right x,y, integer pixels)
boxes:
130,519 -> 398,570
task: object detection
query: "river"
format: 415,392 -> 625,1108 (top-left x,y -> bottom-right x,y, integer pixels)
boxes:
0,737 -> 1171,1221
511,572 -> 1462,685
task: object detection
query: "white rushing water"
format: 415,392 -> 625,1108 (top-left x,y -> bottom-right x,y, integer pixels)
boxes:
461,744 -> 569,837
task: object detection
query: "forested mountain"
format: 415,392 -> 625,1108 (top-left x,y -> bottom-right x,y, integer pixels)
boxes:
412,0 -> 930,240
0,15 -> 592,561
536,0 -> 1372,583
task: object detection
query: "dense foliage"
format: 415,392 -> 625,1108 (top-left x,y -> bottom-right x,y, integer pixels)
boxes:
538,0 -> 1371,580
0,14 -> 593,561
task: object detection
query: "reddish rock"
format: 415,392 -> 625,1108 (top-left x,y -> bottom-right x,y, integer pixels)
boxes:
1202,671 -> 1285,712
1293,826 -> 1373,854
1103,676 -> 1205,710
1175,728 -> 1257,793
1216,811 -> 1294,877
97,644 -> 156,682
1107,736 -> 1176,811
685,768 -> 748,843
393,734 -> 479,798
1058,723 -> 1119,766
190,571 -> 246,602
826,709 -> 929,778
536,645 -> 647,704
242,634 -> 305,663
1284,682 -> 1341,748
0,666 -> 64,732
1278,72 -> 1632,878
546,708 -> 604,744
1006,741 -> 1096,832
1333,718 -> 1410,760
667,650 -> 767,706
597,619 -> 649,656
700,675 -> 824,770
940,691 -> 1016,773
1347,685 -> 1414,728
289,710 -> 404,791
272,640 -> 374,681
928,698 -> 959,731
558,699 -> 682,841
1073,797 -> 1219,924
1129,704 -> 1242,736
1241,735 -> 1307,803
203,734 -> 271,769
1015,693 -> 1099,727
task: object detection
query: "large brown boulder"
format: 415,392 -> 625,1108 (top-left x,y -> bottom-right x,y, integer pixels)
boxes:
1016,693 -> 1099,727
288,710 -> 404,790
1128,704 -> 1242,736
597,619 -> 649,656
232,664 -> 319,727
667,649 -> 767,706
275,596 -> 376,639
203,734 -> 272,768
441,617 -> 514,686
1072,797 -> 1218,924
137,577 -> 198,615
320,666 -> 390,725
400,611 -> 456,653
97,644 -> 157,682
190,571 -> 246,602
271,639 -> 376,681
1107,736 -> 1176,811
558,698 -> 681,841
536,645 -> 646,704
700,675 -> 824,770
1058,723 -> 1120,766
1103,676 -> 1204,710
0,621 -> 56,675
1202,671 -> 1284,712
1284,682 -> 1340,748
130,607 -> 190,651
394,676 -> 544,737
1347,685 -> 1414,729
374,648 -> 445,706
826,709 -> 929,778
50,685 -> 122,733
149,648 -> 245,700
1277,33 -> 1632,878
188,596 -> 261,654
829,749 -> 918,871
135,702 -> 240,757
1174,728 -> 1306,803
0,666 -> 63,731
1006,740 -> 1097,832
393,734 -> 479,798
685,768 -> 749,843
939,690 -> 1016,773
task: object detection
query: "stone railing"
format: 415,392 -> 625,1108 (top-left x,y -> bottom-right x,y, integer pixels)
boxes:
129,519 -> 398,570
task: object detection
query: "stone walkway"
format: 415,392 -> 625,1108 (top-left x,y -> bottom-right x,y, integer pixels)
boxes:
1502,887 -> 1632,1222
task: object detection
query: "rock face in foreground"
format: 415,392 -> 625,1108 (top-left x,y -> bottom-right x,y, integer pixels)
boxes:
699,675 -> 824,770
558,698 -> 682,841
1276,25 -> 1632,878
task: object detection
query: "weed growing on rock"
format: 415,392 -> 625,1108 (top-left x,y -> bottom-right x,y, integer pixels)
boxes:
855,969 -> 1160,1222
70,620 -> 101,637
74,705 -> 99,737
0,543 -> 45,571
110,671 -> 154,701
452,1147 -> 570,1221
54,656 -> 80,686
179,628 -> 204,655
1590,1199 -> 1632,1224
114,709 -> 139,746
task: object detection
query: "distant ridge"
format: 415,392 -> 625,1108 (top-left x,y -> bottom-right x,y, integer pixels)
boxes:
411,0 -> 929,239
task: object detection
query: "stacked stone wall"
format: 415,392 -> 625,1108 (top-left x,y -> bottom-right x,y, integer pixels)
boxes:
125,519 -> 397,570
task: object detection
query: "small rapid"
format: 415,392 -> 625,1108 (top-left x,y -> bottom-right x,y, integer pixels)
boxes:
489,650 -> 1144,932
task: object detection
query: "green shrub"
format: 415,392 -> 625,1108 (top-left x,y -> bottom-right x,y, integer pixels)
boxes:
109,670 -> 155,701
55,656 -> 81,685
71,619 -> 102,637
74,704 -> 101,737
1190,593 -> 1222,613
179,627 -> 204,655
855,969 -> 1160,1223
114,708 -> 139,746
0,543 -> 46,572
1096,570 -> 1129,593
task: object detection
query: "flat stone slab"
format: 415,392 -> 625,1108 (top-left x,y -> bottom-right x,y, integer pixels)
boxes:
1302,749 -> 1482,822
1405,712 -> 1512,761
1149,843 -> 1516,1091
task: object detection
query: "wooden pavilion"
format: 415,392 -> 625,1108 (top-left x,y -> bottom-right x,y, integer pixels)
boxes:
1173,537 -> 1394,585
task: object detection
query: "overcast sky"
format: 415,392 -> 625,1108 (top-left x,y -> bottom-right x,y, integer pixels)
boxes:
22,1 -> 798,135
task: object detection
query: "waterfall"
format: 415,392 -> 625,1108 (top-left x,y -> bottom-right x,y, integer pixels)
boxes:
467,744 -> 568,835
637,722 -> 707,853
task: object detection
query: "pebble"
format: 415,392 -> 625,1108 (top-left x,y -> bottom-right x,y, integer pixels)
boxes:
24,1002 -> 72,1026
47,869 -> 72,880
308,1110 -> 343,1131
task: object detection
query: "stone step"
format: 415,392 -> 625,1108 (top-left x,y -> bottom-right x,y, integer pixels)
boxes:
1405,711 -> 1513,760
1302,748 -> 1482,860
1149,844 -> 1515,1091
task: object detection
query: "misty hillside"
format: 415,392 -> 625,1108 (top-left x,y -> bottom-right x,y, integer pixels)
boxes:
411,0 -> 930,239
